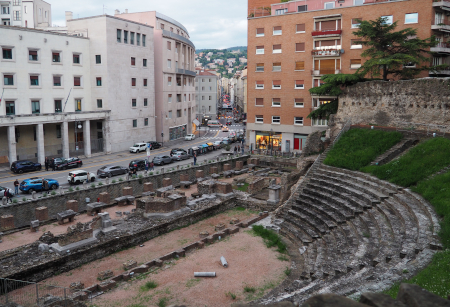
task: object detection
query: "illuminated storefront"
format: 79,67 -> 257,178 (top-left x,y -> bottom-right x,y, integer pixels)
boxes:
255,131 -> 282,150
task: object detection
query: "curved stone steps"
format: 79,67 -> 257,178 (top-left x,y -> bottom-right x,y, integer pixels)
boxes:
296,195 -> 348,224
404,189 -> 440,236
291,204 -> 337,230
367,208 -> 399,261
281,219 -> 313,245
303,185 -> 360,217
288,209 -> 329,235
284,214 -> 321,239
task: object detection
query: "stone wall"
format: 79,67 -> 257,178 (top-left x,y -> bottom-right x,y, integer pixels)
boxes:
0,156 -> 249,230
248,178 -> 269,194
336,78 -> 450,130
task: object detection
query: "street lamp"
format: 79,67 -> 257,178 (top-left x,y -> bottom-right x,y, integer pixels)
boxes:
75,121 -> 82,152
270,128 -> 273,156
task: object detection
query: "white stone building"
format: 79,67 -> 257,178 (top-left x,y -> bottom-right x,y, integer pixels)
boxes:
195,71 -> 219,123
0,0 -> 51,28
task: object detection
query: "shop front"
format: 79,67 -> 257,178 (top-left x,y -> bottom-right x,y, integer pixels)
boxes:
294,134 -> 308,151
169,124 -> 187,141
255,131 -> 282,151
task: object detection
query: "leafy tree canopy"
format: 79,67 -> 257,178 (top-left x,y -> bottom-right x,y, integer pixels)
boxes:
309,74 -> 364,96
307,99 -> 338,120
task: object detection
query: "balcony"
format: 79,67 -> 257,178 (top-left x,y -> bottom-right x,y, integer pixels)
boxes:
433,1 -> 450,11
311,69 -> 341,76
311,48 -> 342,57
431,42 -> 450,54
176,68 -> 197,76
311,29 -> 342,37
430,67 -> 450,75
432,20 -> 450,32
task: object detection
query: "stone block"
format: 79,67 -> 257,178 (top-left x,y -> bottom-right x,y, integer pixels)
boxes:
30,220 -> 39,232
223,164 -> 231,171
97,270 -> 114,281
228,226 -> 240,234
230,218 -> 240,225
199,231 -> 209,238
69,282 -> 85,291
131,265 -> 149,274
162,178 -> 172,187
143,182 -> 154,192
216,182 -> 232,194
196,170 -> 204,178
98,280 -> 116,292
111,275 -> 123,282
71,291 -> 89,302
210,166 -> 218,174
86,202 -> 106,215
137,195 -> 185,213
175,249 -> 185,257
35,207 -> 48,221
99,192 -> 110,204
215,223 -> 226,231
160,252 -> 176,261
66,200 -> 78,212
122,187 -> 133,196
123,260 -> 137,271
1,215 -> 14,231
122,272 -> 131,281
235,161 -> 244,170
56,210 -> 76,225
180,173 -> 189,182
58,222 -> 93,247
154,259 -> 163,267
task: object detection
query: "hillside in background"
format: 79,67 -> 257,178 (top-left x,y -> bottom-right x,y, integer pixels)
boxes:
196,47 -> 247,78
196,46 -> 247,53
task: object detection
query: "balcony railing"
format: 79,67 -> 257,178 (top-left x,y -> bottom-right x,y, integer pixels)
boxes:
311,48 -> 342,56
431,42 -> 450,53
433,0 -> 450,9
311,69 -> 341,76
311,29 -> 342,37
177,68 -> 197,76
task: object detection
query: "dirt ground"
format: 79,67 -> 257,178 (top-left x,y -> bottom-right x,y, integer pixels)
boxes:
92,230 -> 289,307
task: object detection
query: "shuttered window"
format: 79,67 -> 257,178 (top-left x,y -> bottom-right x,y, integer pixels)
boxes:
295,61 -> 305,71
295,43 -> 305,52
256,80 -> 264,89
273,44 -> 282,53
272,98 -> 281,106
273,80 -> 281,89
350,59 -> 362,68
295,98 -> 304,107
255,98 -> 264,106
295,80 -> 304,89
256,28 -> 265,37
255,115 -> 264,123
74,77 -> 81,86
256,63 -> 264,72
273,62 -> 281,71
53,76 -> 61,86
256,46 -> 264,54
321,20 -> 337,31
273,26 -> 282,35
296,23 -> 305,32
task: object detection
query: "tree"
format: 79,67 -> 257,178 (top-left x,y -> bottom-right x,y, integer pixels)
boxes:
353,17 -> 438,81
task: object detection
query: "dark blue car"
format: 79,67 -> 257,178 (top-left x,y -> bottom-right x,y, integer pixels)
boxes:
10,160 -> 41,174
20,178 -> 59,193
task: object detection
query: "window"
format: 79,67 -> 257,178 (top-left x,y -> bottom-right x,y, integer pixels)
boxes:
354,0 -> 364,5
381,15 -> 393,25
312,118 -> 328,126
256,81 -> 264,89
56,125 -> 61,138
52,52 -> 60,63
29,50 -> 38,61
124,31 -> 128,43
131,78 -> 136,86
272,116 -> 281,124
144,118 -> 148,126
324,2 -> 334,9
168,94 -> 172,102
273,44 -> 282,54
275,8 -> 287,15
256,45 -> 264,54
133,119 -> 137,127
53,76 -> 61,86
167,41 -> 172,50
131,57 -> 136,66
294,117 -> 304,125
273,62 -> 281,72
272,98 -> 281,107
97,99 -> 103,108
132,99 -> 137,107
73,54 -> 80,64
296,23 -> 305,33
13,11 -> 20,21
351,39 -> 362,49
168,76 -> 172,86
96,77 -> 102,86
2,48 -> 12,60
272,80 -> 281,89
256,63 -> 264,72
4,74 -> 13,86
296,43 -> 305,52
295,61 -> 305,71
295,80 -> 305,89
75,99 -> 82,111
351,18 -> 361,28
6,101 -> 15,115
298,5 -> 307,12
255,98 -> 264,106
405,13 -> 418,24
74,77 -> 81,87
177,110 -> 181,117
255,115 -> 263,123
142,35 -> 146,47
30,75 -> 39,86
273,26 -> 282,35
168,111 -> 172,119
177,94 -> 181,102
95,55 -> 101,64
31,100 -> 40,114
160,23 -> 164,30
144,98 -> 148,106
143,79 -> 148,86
256,28 -> 264,37
209,96 -> 212,100
54,100 -> 62,112
1,6 -> 10,14
184,94 -> 187,101
143,59 -> 147,67
295,98 -> 304,107
117,29 -> 122,42
168,59 -> 172,68
350,59 -> 362,69
137,33 -> 141,46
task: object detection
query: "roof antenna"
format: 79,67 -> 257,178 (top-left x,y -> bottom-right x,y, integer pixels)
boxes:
103,4 -> 107,15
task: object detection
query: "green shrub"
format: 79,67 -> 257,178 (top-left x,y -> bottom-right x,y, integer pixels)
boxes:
157,297 -> 169,307
138,174 -> 143,179
112,179 -> 116,184
98,182 -> 103,186
12,199 -> 18,204
252,225 -> 287,254
324,128 -> 403,170
22,197 -> 27,201
51,191 -> 56,196
119,178 -> 124,182
226,292 -> 237,300
68,188 -> 74,192
42,193 -> 47,197
140,281 -> 158,292
75,187 -> 80,191
244,286 -> 256,293
149,172 -> 154,175
362,138 -> 450,187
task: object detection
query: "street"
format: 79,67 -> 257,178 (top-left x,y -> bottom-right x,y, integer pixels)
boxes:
0,122 -> 245,201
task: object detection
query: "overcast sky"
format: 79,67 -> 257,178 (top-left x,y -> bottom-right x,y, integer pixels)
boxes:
51,0 -> 248,50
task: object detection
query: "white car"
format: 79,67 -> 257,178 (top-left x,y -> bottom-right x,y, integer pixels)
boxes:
67,170 -> 96,184
185,134 -> 195,141
130,143 -> 147,153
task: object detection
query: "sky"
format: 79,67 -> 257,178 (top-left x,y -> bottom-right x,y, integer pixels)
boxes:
50,0 -> 248,50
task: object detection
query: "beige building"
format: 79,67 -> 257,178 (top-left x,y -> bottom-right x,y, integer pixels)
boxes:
1,0 -> 51,28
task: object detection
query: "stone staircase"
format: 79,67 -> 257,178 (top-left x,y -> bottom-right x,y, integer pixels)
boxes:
370,138 -> 419,166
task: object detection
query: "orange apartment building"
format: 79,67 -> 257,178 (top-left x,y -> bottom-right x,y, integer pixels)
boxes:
247,0 -> 449,152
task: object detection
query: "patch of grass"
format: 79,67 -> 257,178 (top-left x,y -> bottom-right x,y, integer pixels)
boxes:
119,178 -> 124,182
140,281 -> 158,292
75,187 -> 80,191
362,138 -> 450,187
157,297 -> 169,307
226,292 -> 237,300
185,278 -> 201,288
12,199 -> 17,203
252,225 -> 287,254
277,254 -> 289,261
363,232 -> 370,238
284,267 -> 292,276
234,206 -> 246,211
112,179 -> 116,184
90,184 -> 95,188
244,285 -> 256,293
51,191 -> 56,196
402,269 -> 409,274
98,182 -> 103,186
324,128 -> 403,170
234,182 -> 249,192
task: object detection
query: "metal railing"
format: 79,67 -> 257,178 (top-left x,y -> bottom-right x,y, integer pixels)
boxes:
333,118 -> 352,145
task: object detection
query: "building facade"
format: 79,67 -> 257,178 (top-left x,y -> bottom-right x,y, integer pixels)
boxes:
0,0 -> 51,28
247,0 -> 438,153
195,71 -> 219,123
114,11 -> 196,142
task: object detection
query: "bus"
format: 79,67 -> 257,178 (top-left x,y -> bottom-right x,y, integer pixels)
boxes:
207,120 -> 222,128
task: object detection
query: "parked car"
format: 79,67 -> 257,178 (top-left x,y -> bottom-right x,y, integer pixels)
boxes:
11,160 -> 42,174
185,134 -> 195,141
226,120 -> 232,126
146,141 -> 162,150
171,151 -> 190,161
129,159 -> 147,171
0,186 -> 14,196
97,165 -> 128,178
222,138 -> 230,145
130,143 -> 147,153
55,157 -> 83,170
67,170 -> 96,184
213,141 -> 224,149
20,178 -> 59,193
222,126 -> 229,132
170,148 -> 187,156
152,155 -> 173,166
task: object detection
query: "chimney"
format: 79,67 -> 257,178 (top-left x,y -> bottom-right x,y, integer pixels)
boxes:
65,11 -> 73,22
114,9 -> 120,15
125,9 -> 128,13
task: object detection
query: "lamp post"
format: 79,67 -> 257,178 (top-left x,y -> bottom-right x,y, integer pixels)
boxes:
270,128 -> 273,156
75,121 -> 82,153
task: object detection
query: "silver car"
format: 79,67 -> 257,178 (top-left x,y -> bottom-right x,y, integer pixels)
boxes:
171,151 -> 190,161
152,155 -> 173,166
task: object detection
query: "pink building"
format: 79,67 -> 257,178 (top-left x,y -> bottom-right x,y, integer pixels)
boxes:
272,0 -> 365,15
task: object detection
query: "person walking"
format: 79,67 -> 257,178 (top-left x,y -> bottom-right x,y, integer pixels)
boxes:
43,179 -> 49,191
4,189 -> 12,203
51,158 -> 56,171
145,161 -> 149,172
238,145 -> 241,153
45,157 -> 49,171
193,153 -> 197,165
14,179 -> 19,195
150,161 -> 154,171
87,172 -> 91,183
241,145 -> 245,155
234,146 -> 237,155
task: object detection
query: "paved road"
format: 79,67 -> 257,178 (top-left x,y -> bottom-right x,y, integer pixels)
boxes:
1,123 -> 245,201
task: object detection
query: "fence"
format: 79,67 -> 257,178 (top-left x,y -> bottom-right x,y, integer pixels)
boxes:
0,278 -> 91,306
91,138 -> 104,154
69,142 -> 85,157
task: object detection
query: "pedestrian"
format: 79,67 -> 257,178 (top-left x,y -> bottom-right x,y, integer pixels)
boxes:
43,179 -> 49,191
234,146 -> 237,155
51,158 -> 56,171
193,153 -> 197,165
145,161 -> 149,172
150,161 -> 154,171
241,146 -> 244,155
45,157 -> 49,171
14,179 -> 19,195
238,145 -> 241,152
87,172 -> 91,183
70,174 -> 75,184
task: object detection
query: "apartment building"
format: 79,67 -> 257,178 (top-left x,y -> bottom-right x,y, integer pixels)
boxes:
0,0 -> 51,28
234,68 -> 247,120
114,11 -> 196,142
196,71 -> 219,123
247,0 -> 439,152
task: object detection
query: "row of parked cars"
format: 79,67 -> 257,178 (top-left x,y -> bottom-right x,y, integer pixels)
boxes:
129,141 -> 162,153
10,157 -> 83,174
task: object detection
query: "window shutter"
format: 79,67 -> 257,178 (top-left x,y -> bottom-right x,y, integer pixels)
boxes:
274,26 -> 282,31
321,20 -> 336,31
273,80 -> 281,86
295,43 -> 305,51
272,98 -> 280,103
256,28 -> 264,34
273,44 -> 281,50
350,59 -> 362,65
74,77 -> 80,86
296,23 -> 305,32
296,80 -> 304,85
52,52 -> 58,57
256,80 -> 264,85
337,19 -> 341,29
351,39 -> 360,45
256,45 -> 264,49
295,98 -> 304,103
168,77 -> 172,82
255,98 -> 264,106
29,50 -> 37,55
295,61 -> 305,70
273,62 -> 281,66
257,63 -> 264,68
53,76 -> 60,83
320,59 -> 336,70
352,18 -> 361,24
321,40 -> 335,47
